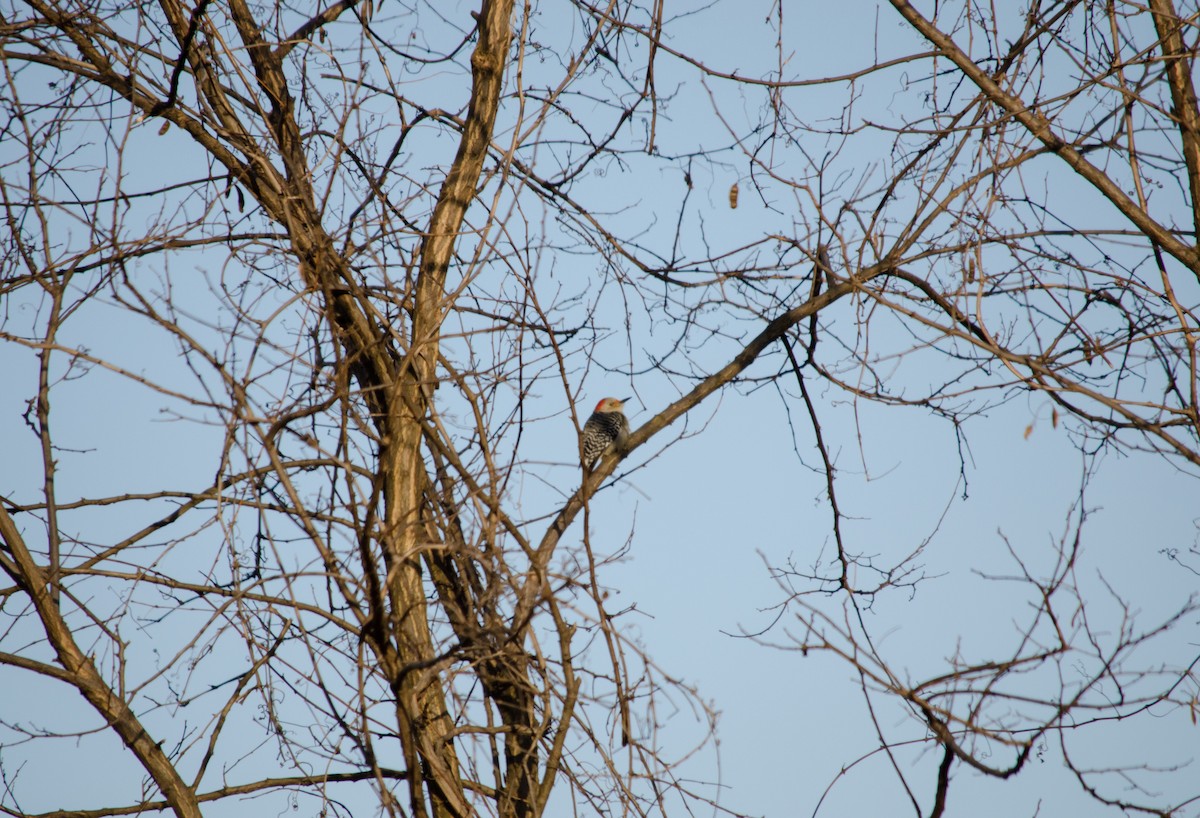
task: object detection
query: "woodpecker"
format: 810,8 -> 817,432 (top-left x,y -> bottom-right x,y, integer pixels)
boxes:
580,396 -> 631,466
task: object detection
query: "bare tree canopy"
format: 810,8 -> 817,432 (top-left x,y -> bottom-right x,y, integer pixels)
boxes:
1,1 -> 1198,817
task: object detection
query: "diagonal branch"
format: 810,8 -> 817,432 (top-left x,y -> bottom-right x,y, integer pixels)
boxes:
888,0 -> 1200,275
0,506 -> 203,818
522,269 -> 876,627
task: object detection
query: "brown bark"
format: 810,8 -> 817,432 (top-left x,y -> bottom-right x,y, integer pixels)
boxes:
375,1 -> 517,816
1148,0 -> 1200,244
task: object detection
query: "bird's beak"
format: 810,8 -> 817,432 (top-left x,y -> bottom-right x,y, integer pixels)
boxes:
621,396 -> 633,403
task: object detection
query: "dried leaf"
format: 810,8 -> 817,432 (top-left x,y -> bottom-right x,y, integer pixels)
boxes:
729,182 -> 739,209
1024,424 -> 1034,440
157,120 -> 169,136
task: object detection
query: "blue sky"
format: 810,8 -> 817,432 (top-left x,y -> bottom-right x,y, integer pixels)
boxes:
2,1 -> 1198,816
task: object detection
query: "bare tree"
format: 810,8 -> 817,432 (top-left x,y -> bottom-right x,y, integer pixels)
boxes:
0,1 -> 1197,817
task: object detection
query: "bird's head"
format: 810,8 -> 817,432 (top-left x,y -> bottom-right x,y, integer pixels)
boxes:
594,396 -> 631,413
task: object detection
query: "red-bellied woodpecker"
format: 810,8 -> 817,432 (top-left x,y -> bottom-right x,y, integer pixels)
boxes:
581,396 -> 631,466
